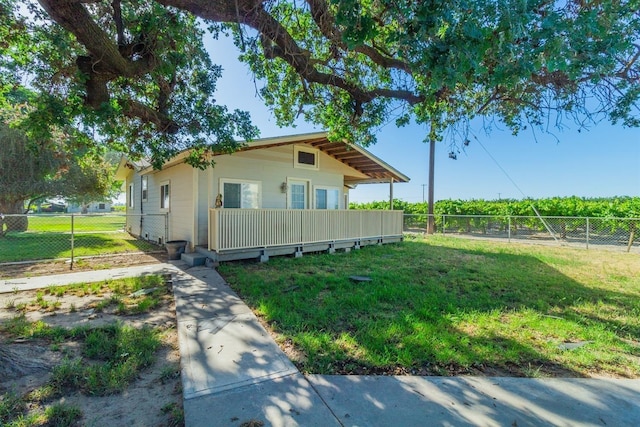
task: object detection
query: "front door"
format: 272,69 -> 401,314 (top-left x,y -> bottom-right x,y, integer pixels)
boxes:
288,179 -> 309,209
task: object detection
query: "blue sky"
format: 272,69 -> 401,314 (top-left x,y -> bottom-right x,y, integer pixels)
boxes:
208,35 -> 640,204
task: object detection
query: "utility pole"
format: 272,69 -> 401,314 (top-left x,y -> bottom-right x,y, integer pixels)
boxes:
427,125 -> 436,234
421,184 -> 427,203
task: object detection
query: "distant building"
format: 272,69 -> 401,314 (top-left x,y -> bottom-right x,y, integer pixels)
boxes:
66,201 -> 112,214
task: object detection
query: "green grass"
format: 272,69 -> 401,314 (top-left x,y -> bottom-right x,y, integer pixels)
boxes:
49,324 -> 160,396
26,215 -> 125,233
218,235 -> 640,377
0,231 -> 158,263
0,214 -> 162,263
13,275 -> 169,316
0,395 -> 81,427
2,318 -> 161,397
0,275 -> 172,426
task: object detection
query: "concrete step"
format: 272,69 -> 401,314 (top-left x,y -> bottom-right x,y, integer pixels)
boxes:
181,252 -> 207,267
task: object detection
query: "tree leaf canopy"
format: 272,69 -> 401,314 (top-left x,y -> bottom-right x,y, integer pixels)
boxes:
1,0 -> 638,165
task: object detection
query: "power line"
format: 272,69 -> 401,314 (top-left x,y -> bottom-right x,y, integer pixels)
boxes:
473,136 -> 559,242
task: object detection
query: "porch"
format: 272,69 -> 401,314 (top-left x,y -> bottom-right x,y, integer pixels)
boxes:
191,209 -> 404,263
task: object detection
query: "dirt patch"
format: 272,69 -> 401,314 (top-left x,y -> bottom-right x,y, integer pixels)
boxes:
0,252 -> 169,280
0,279 -> 183,427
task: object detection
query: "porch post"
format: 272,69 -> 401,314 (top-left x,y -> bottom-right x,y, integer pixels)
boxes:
389,178 -> 394,210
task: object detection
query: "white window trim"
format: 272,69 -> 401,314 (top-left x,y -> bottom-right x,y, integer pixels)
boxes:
160,180 -> 170,212
286,177 -> 311,209
313,185 -> 341,210
128,184 -> 134,208
219,178 -> 262,209
141,175 -> 148,202
293,145 -> 319,170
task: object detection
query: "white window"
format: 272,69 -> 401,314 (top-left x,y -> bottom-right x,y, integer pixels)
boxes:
141,176 -> 148,201
160,181 -> 170,211
220,179 -> 261,209
287,179 -> 309,209
315,187 -> 340,210
294,146 -> 319,170
128,184 -> 134,208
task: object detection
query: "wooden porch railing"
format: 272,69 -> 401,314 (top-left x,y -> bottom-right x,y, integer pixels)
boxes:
208,209 -> 403,252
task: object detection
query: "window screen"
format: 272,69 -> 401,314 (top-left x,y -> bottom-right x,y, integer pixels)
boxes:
223,182 -> 260,208
141,176 -> 148,201
160,183 -> 170,209
223,183 -> 241,208
315,188 -> 339,209
315,189 -> 327,209
128,184 -> 134,208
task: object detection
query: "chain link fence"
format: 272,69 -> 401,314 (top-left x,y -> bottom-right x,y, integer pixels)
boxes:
404,214 -> 640,253
0,213 -> 167,265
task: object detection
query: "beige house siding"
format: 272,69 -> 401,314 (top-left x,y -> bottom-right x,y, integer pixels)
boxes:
124,170 -> 143,236
145,163 -> 194,244
210,144 -> 358,209
196,168 -> 210,246
120,141 -> 397,249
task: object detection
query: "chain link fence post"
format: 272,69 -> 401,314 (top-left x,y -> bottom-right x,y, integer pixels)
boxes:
70,214 -> 75,270
586,217 -> 589,250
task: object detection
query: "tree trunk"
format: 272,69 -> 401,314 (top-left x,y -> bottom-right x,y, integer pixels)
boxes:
0,200 -> 28,234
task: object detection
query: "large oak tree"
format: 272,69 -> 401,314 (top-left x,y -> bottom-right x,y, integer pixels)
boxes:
0,116 -> 115,233
1,0 -> 638,166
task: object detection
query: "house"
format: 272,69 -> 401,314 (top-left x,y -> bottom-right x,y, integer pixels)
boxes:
66,201 -> 112,213
114,131 -> 409,264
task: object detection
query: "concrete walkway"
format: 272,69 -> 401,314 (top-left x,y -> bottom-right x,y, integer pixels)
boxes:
3,263 -> 640,426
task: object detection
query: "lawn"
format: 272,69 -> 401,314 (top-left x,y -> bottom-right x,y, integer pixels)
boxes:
26,214 -> 126,233
0,232 -> 158,263
0,215 -> 159,263
218,235 -> 640,378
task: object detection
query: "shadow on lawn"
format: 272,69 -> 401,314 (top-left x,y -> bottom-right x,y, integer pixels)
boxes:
220,239 -> 640,378
0,231 -> 160,263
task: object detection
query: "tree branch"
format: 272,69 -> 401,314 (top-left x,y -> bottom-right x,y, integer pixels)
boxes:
159,0 -> 425,107
618,43 -> 640,80
111,0 -> 125,47
305,0 -> 413,74
121,99 -> 179,134
38,0 -> 153,78
250,7 -> 424,105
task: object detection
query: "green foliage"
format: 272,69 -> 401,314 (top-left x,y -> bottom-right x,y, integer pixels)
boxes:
1,0 -> 259,169
238,0 -> 640,148
0,116 -> 114,214
2,0 -> 638,166
351,196 -> 640,219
